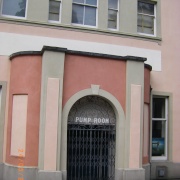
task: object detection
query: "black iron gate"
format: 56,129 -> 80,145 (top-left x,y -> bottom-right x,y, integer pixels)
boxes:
67,96 -> 116,180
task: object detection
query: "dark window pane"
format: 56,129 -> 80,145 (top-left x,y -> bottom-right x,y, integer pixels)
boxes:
108,0 -> 118,9
142,15 -> 153,28
152,121 -> 165,138
137,14 -> 143,32
108,9 -> 117,29
153,98 -> 166,118
72,4 -> 84,24
49,13 -> 59,21
138,2 -> 143,13
84,6 -> 96,26
152,121 -> 166,156
138,14 -> 154,34
138,1 -> 154,15
49,0 -> 60,14
2,0 -> 26,17
86,0 -> 97,6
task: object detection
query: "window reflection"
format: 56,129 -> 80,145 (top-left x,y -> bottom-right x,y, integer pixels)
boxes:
2,0 -> 27,17
152,121 -> 165,156
137,1 -> 155,35
108,0 -> 118,29
72,0 -> 97,26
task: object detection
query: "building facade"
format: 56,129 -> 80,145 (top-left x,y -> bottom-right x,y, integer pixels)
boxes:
0,0 -> 179,179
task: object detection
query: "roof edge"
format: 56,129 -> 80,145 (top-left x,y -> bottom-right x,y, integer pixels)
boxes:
10,46 -> 147,62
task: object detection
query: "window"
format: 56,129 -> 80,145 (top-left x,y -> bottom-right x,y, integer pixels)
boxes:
48,0 -> 61,22
108,0 -> 118,29
152,97 -> 168,160
2,0 -> 27,18
138,1 -> 156,35
72,0 -> 97,27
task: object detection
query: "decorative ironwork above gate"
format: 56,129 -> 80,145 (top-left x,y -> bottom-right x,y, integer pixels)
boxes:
68,96 -> 116,125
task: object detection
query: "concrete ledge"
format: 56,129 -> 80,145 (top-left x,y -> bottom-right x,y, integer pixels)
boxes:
115,168 -> 123,180
143,163 -> 150,180
61,168 -> 144,180
0,163 -> 160,180
151,161 -> 180,179
38,170 -> 62,180
3,163 -> 37,180
61,170 -> 66,180
0,163 -> 3,180
0,163 -> 63,180
123,168 -> 145,180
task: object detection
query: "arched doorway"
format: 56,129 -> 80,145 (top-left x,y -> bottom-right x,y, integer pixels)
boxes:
67,96 -> 116,180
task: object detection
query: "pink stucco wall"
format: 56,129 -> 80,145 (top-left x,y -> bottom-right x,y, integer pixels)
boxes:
44,78 -> 59,170
0,56 -> 11,162
63,54 -> 126,112
143,67 -> 151,165
144,67 -> 151,104
0,23 -> 161,53
129,85 -> 142,168
150,0 -> 180,162
0,56 -> 10,82
6,55 -> 42,166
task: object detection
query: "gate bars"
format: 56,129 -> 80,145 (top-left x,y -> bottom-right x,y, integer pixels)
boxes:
67,124 -> 115,180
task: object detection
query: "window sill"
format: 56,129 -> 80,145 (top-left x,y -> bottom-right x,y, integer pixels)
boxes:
71,23 -> 97,29
48,20 -> 61,24
151,157 -> 168,161
1,14 -> 26,20
138,32 -> 156,37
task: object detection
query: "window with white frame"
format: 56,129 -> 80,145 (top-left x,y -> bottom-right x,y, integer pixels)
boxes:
1,0 -> 27,18
152,97 -> 168,160
138,1 -> 156,35
48,0 -> 61,22
72,0 -> 97,26
108,0 -> 118,29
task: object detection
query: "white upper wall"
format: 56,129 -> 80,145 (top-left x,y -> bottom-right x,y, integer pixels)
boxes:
0,32 -> 161,71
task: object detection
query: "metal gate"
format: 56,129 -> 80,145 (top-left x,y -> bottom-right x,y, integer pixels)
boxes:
67,96 -> 116,180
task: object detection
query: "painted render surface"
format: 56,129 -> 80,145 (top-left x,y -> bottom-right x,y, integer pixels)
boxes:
151,0 -> 180,162
6,56 -> 42,166
1,51 -> 149,169
62,54 -> 126,110
0,0 -> 179,179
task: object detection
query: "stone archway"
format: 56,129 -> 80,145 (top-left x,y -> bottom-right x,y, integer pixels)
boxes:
58,88 -> 125,180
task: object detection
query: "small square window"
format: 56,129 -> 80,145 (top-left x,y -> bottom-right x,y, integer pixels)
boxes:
49,0 -> 61,22
2,0 -> 27,18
